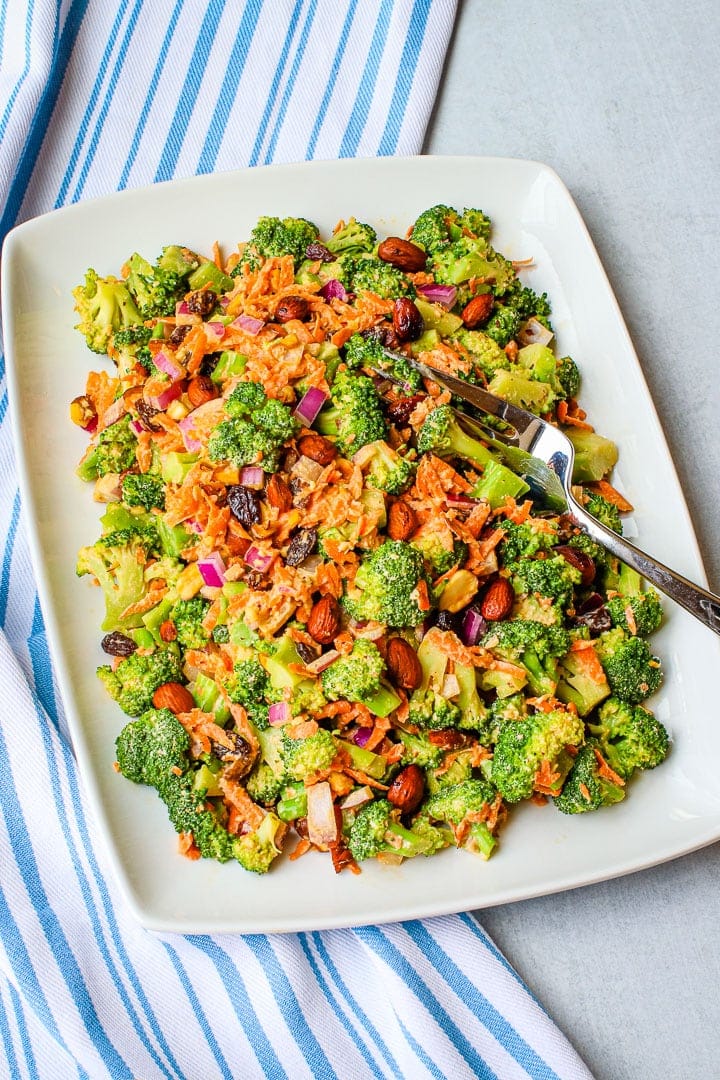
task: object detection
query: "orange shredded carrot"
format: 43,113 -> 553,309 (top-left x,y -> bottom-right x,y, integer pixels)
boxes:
584,480 -> 634,512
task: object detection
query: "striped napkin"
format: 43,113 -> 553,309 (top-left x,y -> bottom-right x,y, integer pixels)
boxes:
0,3 -> 594,1077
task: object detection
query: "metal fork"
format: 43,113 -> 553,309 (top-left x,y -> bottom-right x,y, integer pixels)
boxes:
378,351 -> 720,637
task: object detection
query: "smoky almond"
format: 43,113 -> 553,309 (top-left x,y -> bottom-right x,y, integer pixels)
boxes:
461,293 -> 494,328
307,596 -> 341,645
187,375 -> 218,407
556,545 -> 596,586
386,637 -> 423,691
387,500 -> 417,541
298,433 -> 337,465
377,236 -> 427,273
152,682 -> 195,714
275,295 -> 310,323
266,473 -> 293,512
479,577 -> 515,622
387,765 -> 425,814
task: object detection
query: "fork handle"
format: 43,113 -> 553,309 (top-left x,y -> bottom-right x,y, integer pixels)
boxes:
569,500 -> 720,637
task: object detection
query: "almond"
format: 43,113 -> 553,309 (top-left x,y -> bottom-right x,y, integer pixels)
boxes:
275,295 -> 310,323
307,596 -> 341,645
152,682 -> 195,714
377,236 -> 427,273
461,293 -> 494,329
298,433 -> 337,465
386,637 -> 423,691
387,500 -> 417,541
266,473 -> 293,512
556,545 -> 596,586
187,375 -> 218,407
479,577 -> 515,622
387,765 -> 425,814
392,297 -> 424,342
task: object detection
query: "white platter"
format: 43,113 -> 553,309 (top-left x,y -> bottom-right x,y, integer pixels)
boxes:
4,156 -> 720,934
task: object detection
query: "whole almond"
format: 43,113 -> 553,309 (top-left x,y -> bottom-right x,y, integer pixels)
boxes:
307,596 -> 341,645
298,433 -> 337,465
393,297 -> 424,342
555,544 -> 596,586
275,295 -> 310,323
387,500 -> 417,541
187,375 -> 218,408
266,473 -> 293,512
377,237 -> 427,273
461,293 -> 494,329
387,764 -> 425,814
152,682 -> 195,714
386,637 -> 423,691
480,577 -> 515,622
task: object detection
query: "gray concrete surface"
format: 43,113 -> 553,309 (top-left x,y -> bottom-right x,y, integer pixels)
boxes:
425,2 -> 720,1077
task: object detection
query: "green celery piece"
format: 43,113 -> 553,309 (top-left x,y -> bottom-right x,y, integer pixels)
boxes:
191,672 -> 230,725
266,635 -> 305,690
155,517 -> 193,558
362,685 -> 402,718
192,763 -> 224,797
142,596 -> 174,642
187,260 -> 234,294
335,739 -> 387,780
470,459 -> 529,509
129,628 -> 155,650
211,350 -> 247,383
277,792 -> 308,821
161,451 -> 198,484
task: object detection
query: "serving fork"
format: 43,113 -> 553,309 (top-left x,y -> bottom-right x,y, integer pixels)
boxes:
378,351 -> 720,638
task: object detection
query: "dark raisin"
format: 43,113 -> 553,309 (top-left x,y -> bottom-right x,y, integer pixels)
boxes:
136,399 -> 162,432
213,732 -> 252,762
186,290 -> 217,317
572,593 -> 612,636
227,484 -> 261,527
295,640 -> 319,665
169,324 -> 191,346
305,241 -> 334,262
285,527 -> 318,566
294,817 -> 309,839
435,610 -> 460,633
385,393 -> 425,426
363,324 -> 400,350
200,352 -> 221,377
101,631 -> 137,657
244,570 -> 271,590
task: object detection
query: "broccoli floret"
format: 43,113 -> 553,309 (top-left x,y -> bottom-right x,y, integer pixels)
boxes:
451,328 -> 510,380
425,778 -> 500,858
121,473 -> 165,511
343,541 -> 429,628
425,749 -> 476,794
397,729 -> 445,769
125,252 -> 189,319
410,205 -> 492,253
76,527 -> 155,631
321,639 -> 385,704
483,305 -> 522,349
511,554 -> 582,610
595,629 -> 663,704
252,397 -> 300,445
212,624 -> 230,644
356,440 -> 415,496
290,679 -> 328,718
407,628 -> 461,731
342,254 -> 413,299
348,798 -> 448,862
412,527 -> 467,576
555,641 -> 611,717
343,330 -> 423,392
77,415 -> 138,481
430,238 -> 515,294
607,590 -> 663,637
170,598 -> 211,650
454,663 -> 490,733
98,649 -> 183,716
211,381 -> 298,472
115,706 -> 189,786
487,692 -> 528,743
242,216 -> 320,269
491,706 -> 585,802
245,727 -> 286,803
499,519 -> 559,563
554,741 -> 626,814
316,371 -> 387,458
225,659 -> 279,729
224,379 -> 268,417
556,356 -> 581,399
110,324 -> 154,376
325,218 -> 377,256
280,727 -> 337,782
416,404 -> 493,469
483,620 -> 571,697
585,493 -> 623,534
589,696 -> 670,779
72,268 -> 143,354
484,283 -> 552,347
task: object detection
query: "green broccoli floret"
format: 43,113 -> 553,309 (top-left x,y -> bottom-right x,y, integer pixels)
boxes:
425,749 -> 476,794
397,729 -> 445,769
491,706 -> 585,802
224,379 -> 268,417
483,620 -> 571,697
316,371 -> 387,458
425,778 -> 500,858
115,706 -> 189,786
410,205 -> 492,252
98,649 -> 183,716
482,305 -> 522,349
416,404 -> 493,469
343,331 -> 423,392
356,440 -> 415,496
241,216 -> 320,269
289,679 -> 328,718
555,641 -> 611,717
325,218 -> 377,256
110,323 -> 154,376
77,415 -> 138,481
343,541 -> 428,628
73,268 -> 143,354
484,283 -> 552,347
245,728 -> 287,804
321,639 -> 385,704
280,727 -> 337,782
412,527 -> 467,576
121,473 -> 165,511
454,663 -> 490,733
225,659 -> 280,729
451,328 -> 510,380
76,527 -> 155,631
348,798 -> 449,862
211,381 -> 298,472
407,629 -> 461,731
595,629 -> 663,704
430,238 -> 515,294
511,554 -> 582,610
554,741 -> 626,814
170,598 -> 211,650
125,252 -> 190,319
486,692 -> 528,744
589,696 -> 670,779
607,590 -> 662,637
342,254 -> 414,299
585,493 -> 623,534
556,356 -> 581,399
499,519 -> 559,562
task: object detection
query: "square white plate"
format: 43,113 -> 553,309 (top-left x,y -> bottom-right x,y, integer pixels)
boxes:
4,156 -> 720,934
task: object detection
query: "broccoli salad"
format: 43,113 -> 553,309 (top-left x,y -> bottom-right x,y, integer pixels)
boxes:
70,206 -> 669,876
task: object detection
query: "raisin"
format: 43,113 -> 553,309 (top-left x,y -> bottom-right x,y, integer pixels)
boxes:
186,290 -> 217,317
213,732 -> 253,762
101,631 -> 137,657
385,394 -> 425,426
295,640 -> 319,665
244,570 -> 271,590
285,527 -> 318,566
305,241 -> 334,262
573,593 -> 612,636
169,324 -> 191,346
136,399 -> 162,432
227,484 -> 261,527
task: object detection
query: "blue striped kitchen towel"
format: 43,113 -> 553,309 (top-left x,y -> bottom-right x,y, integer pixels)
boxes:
0,2 -> 594,1077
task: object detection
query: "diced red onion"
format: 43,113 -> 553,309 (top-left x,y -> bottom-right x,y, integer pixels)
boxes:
446,493 -> 479,507
99,396 -> 128,429
176,301 -> 190,316
153,350 -> 184,380
231,314 -> 264,335
129,419 -> 145,436
460,607 -> 487,647
146,380 -> 183,412
219,296 -> 230,308
350,621 -> 386,641
320,279 -> 349,302
442,673 -> 460,700
305,649 -> 340,675
244,545 -> 274,573
340,786 -> 374,810
517,317 -> 553,347
84,416 -> 98,435
185,518 -> 203,534
416,283 -> 458,308
306,782 -> 338,846
178,415 -> 202,453
293,386 -> 328,427
240,466 -> 265,490
353,726 -> 373,748
291,456 -> 324,483
205,321 -> 226,340
268,701 -> 291,727
197,552 -> 226,588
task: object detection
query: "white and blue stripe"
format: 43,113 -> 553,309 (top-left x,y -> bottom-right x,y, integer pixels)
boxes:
0,3 -> 595,1076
